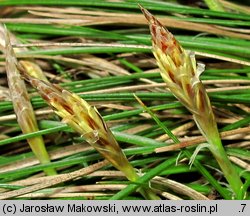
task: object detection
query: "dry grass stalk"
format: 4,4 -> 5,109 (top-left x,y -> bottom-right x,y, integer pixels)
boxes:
4,7 -> 249,39
0,160 -> 108,200
0,25 -> 56,176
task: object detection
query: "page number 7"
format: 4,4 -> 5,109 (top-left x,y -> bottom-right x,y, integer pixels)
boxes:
240,204 -> 246,212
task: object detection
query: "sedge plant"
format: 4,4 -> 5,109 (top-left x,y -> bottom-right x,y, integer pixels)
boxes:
1,25 -> 56,176
18,62 -> 160,200
140,6 -> 243,199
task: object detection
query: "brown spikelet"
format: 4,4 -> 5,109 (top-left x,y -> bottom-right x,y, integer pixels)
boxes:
140,6 -> 215,139
141,6 -> 243,198
19,67 -> 160,199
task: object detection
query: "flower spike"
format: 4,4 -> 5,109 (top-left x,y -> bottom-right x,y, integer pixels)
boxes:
19,66 -> 160,199
140,6 -> 243,198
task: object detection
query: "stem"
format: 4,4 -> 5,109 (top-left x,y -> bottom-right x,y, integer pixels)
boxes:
28,136 -> 57,176
110,157 -> 178,200
209,137 -> 243,199
204,0 -> 225,11
137,187 -> 160,200
195,113 -> 243,199
122,164 -> 160,200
